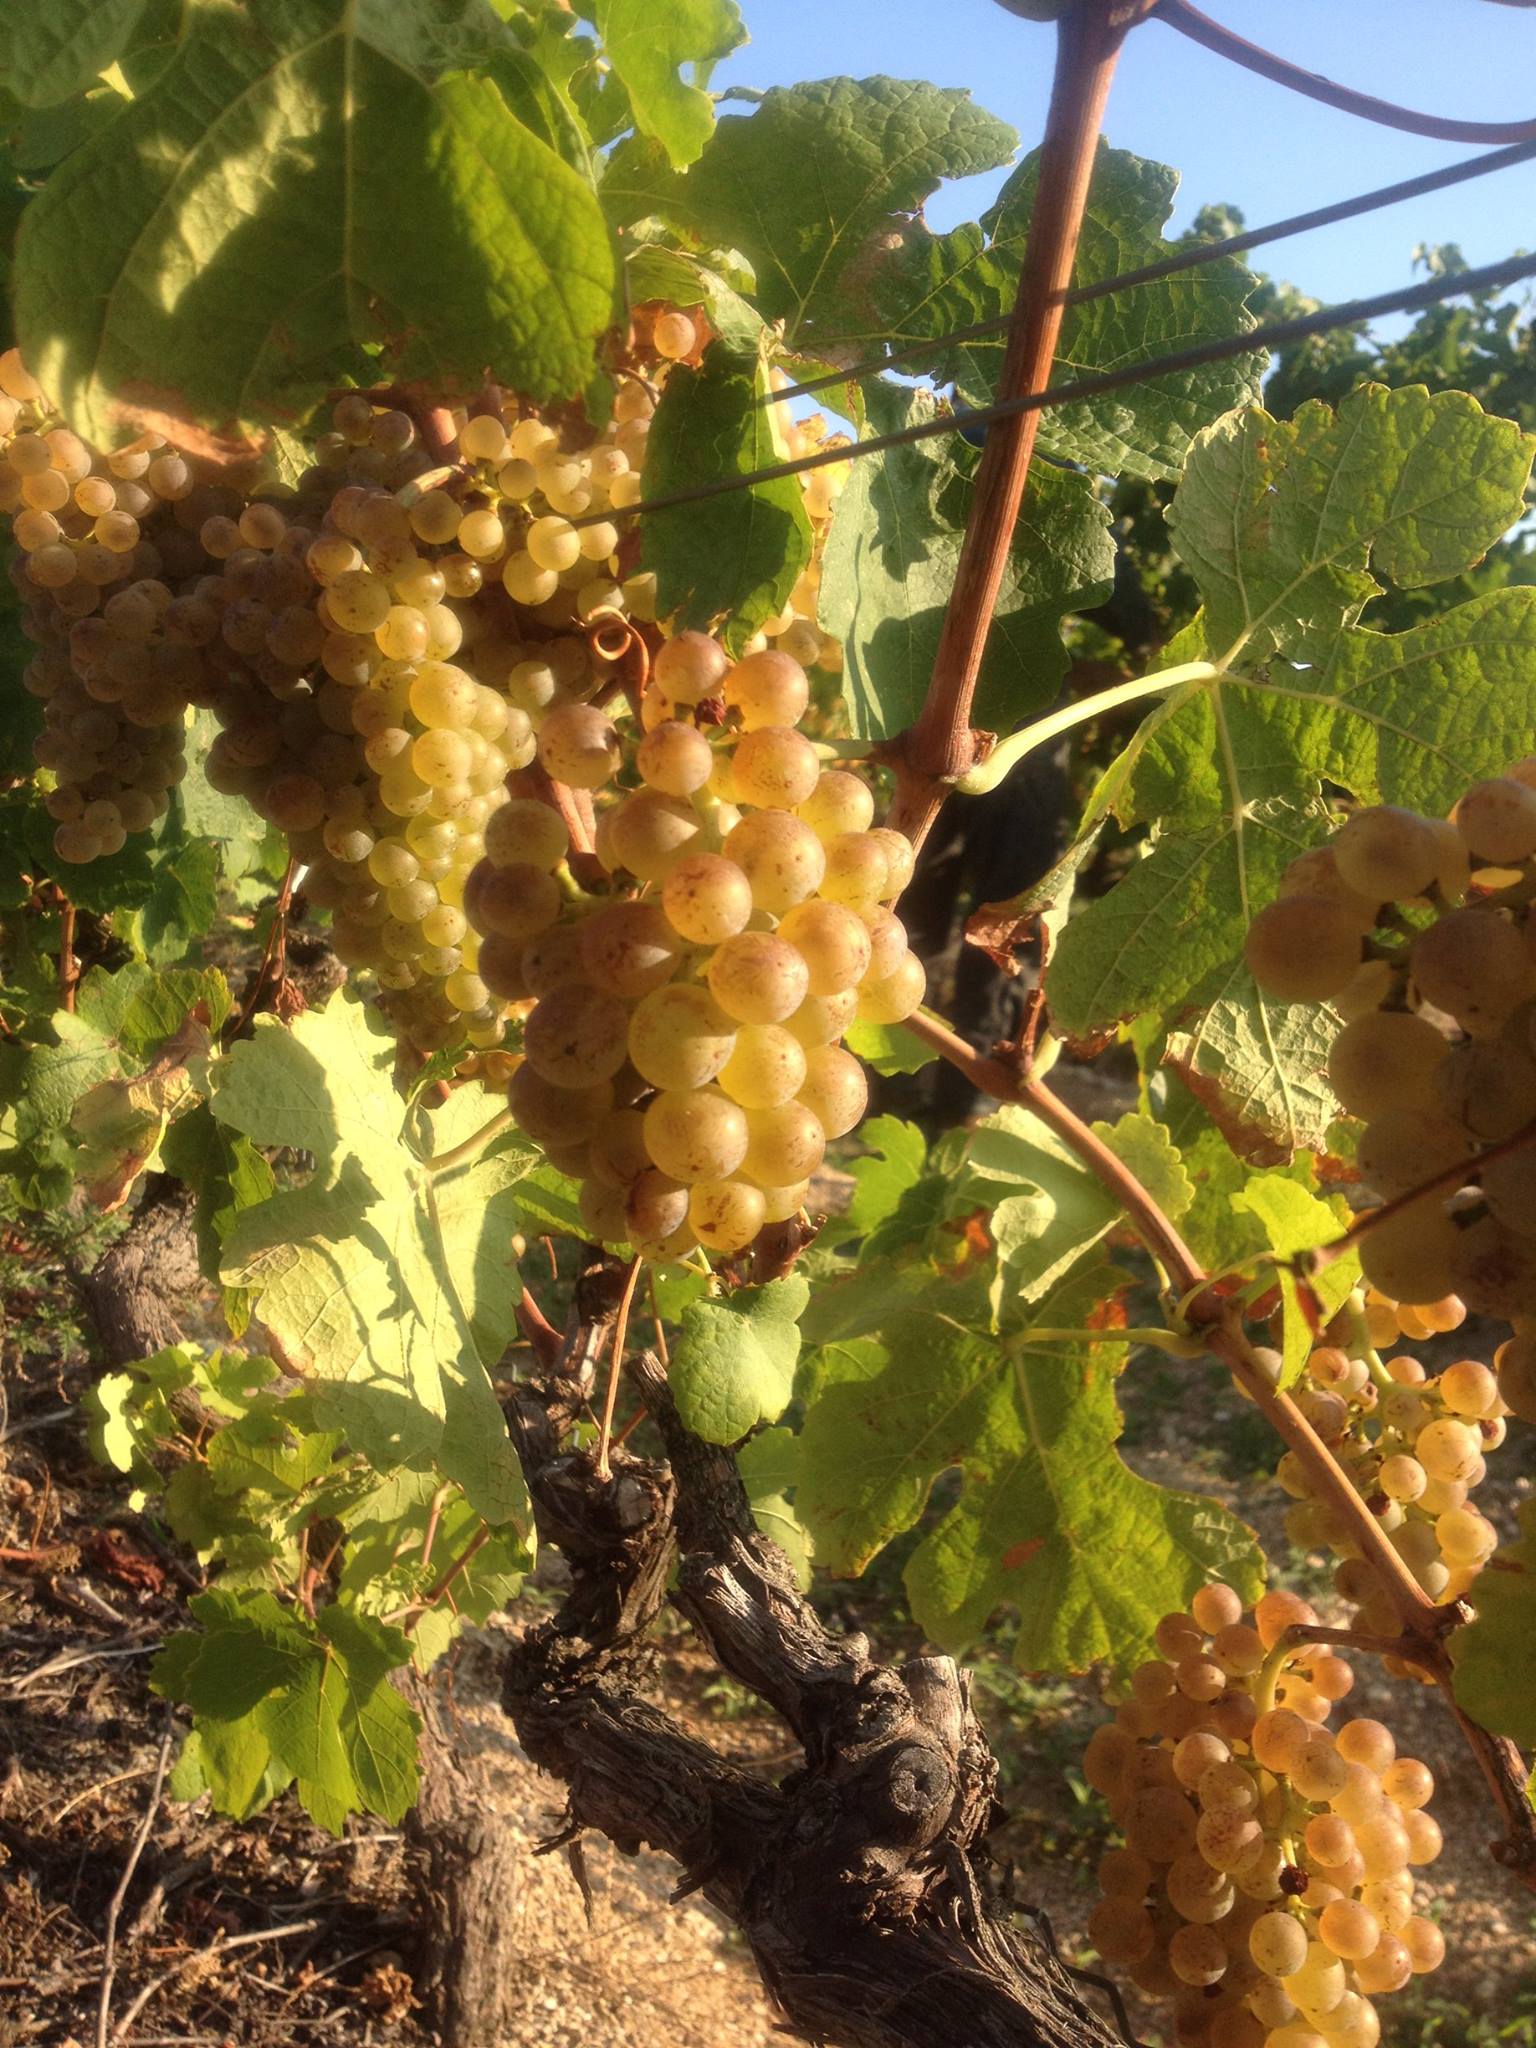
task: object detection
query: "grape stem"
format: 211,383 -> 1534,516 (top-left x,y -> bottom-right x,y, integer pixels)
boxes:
1305,1117 -> 1536,1276
901,1005 -> 1536,1885
56,890 -> 78,1014
883,0 -> 1155,849
424,1106 -> 515,1177
953,663 -> 1218,797
510,758 -> 606,886
226,856 -> 302,1042
593,1254 -> 644,1483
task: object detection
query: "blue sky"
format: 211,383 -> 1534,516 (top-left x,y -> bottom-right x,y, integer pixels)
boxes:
715,1 -> 1535,316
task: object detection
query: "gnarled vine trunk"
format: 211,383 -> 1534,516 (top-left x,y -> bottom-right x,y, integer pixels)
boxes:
500,1323 -> 1127,2048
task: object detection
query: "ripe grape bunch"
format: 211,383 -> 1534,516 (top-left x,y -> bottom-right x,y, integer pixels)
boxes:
1085,1583 -> 1445,2048
1275,1331 -> 1506,1640
1244,770 -> 1536,1425
467,631 -> 925,1258
2,313 -> 848,1054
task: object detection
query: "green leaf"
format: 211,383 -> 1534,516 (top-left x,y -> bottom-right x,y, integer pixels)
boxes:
1170,388 -> 1535,665
640,345 -> 812,653
153,1587 -> 420,1829
736,1426 -> 812,1590
139,838 -> 221,964
670,1274 -> 809,1442
797,1269 -> 1263,1673
1230,1176 -> 1358,1386
592,0 -> 744,168
1048,804 -> 1342,1156
625,240 -> 763,351
1092,1111 -> 1193,1222
0,0 -> 148,107
212,993 -> 531,1529
949,1104 -> 1121,1314
1161,1076 -> 1331,1275
16,0 -> 618,447
161,1107 -> 277,1337
1449,1500 -> 1536,1747
1045,386 -> 1536,1154
874,144 -> 1262,481
839,1115 -> 927,1242
819,381 -> 1113,740
843,1017 -> 936,1076
666,77 -> 1015,343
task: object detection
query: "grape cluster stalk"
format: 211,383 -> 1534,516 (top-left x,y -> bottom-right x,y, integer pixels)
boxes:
1085,1583 -> 1445,2048
0,320 -> 848,1062
1244,770 -> 1536,1422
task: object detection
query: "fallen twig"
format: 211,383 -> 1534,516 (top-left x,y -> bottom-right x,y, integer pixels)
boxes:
96,1713 -> 175,2048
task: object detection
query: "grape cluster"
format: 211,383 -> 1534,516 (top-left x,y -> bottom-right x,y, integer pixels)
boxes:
466,633 -> 925,1258
1085,1583 -> 1444,2048
1274,1328 -> 1507,1632
1245,772 -> 1536,1420
6,319 -> 856,1056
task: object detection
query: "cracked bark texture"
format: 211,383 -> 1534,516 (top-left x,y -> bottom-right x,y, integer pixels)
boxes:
502,1336 -> 1124,2048
80,1174 -> 202,1366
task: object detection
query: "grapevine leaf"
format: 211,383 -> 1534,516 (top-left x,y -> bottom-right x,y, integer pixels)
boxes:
1044,386 -> 1535,1154
797,1312 -> 997,1578
625,240 -> 764,351
837,1115 -> 928,1245
69,1009 -> 211,1211
16,0 -> 618,447
819,381 -> 1114,740
1092,1111 -> 1194,1223
0,0 -> 148,108
663,77 -> 1016,343
1159,1076 -> 1331,1273
1047,804 -> 1342,1156
1230,1176 -> 1357,1385
797,1269 -> 1264,1674
0,965 -> 227,1212
670,1274 -> 809,1443
592,0 -> 745,168
154,1588 -> 420,1830
139,838 -> 221,965
946,1105 -> 1121,1313
641,345 -> 813,652
799,1260 -> 987,1349
212,994 -> 531,1529
1169,388 -> 1535,665
737,1426 -> 812,1590
160,1107 -> 277,1337
871,143 -> 1262,480
1449,1500 -> 1536,1747
340,1475 -> 528,1671
211,992 -> 404,1179
843,1017 -> 937,1076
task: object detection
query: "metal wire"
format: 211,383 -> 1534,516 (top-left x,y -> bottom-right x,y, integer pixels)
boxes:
768,138 -> 1536,406
578,246 -> 1536,530
1007,1897 -> 1152,2048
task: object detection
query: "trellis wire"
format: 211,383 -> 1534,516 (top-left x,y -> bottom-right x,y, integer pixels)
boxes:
575,246 -> 1536,530
768,137 -> 1536,407
1007,1897 -> 1151,2048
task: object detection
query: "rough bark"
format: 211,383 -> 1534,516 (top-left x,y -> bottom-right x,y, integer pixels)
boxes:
399,1252 -> 638,2040
403,1670 -> 534,2048
501,1330 -> 1127,2048
80,1174 -> 201,1366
